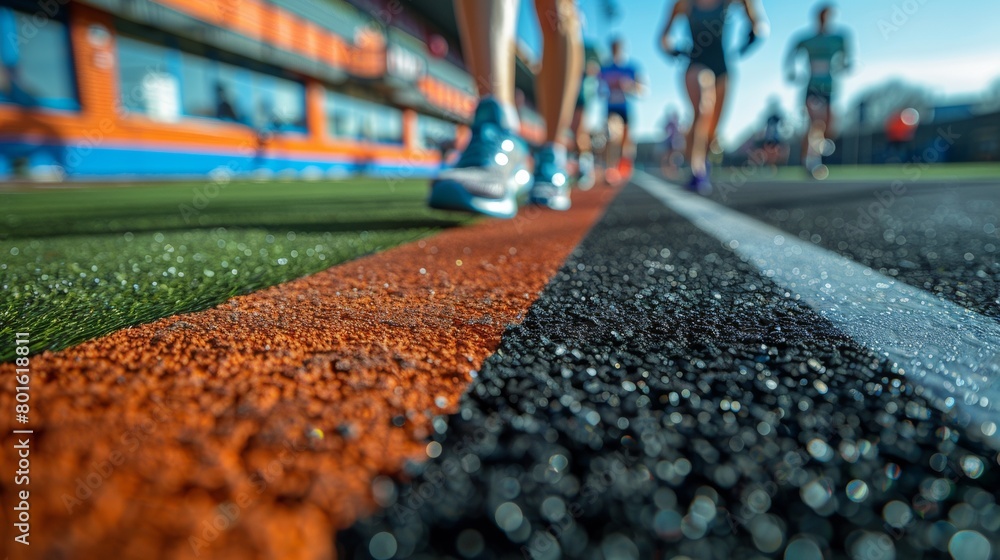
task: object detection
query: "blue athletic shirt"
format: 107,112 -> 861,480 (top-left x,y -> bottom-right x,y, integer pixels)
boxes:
599,62 -> 639,109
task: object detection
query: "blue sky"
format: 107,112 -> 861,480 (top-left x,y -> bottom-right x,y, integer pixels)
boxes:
517,0 -> 1000,143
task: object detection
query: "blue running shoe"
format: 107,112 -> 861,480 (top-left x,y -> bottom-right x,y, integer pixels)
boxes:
428,98 -> 533,219
529,143 -> 571,211
686,172 -> 713,195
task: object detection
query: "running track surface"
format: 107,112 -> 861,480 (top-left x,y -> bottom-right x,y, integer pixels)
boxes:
4,176 -> 1000,559
0,186 -> 617,560
342,174 -> 999,559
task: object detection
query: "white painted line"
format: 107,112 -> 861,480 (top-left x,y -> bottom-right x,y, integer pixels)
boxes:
633,171 -> 1000,447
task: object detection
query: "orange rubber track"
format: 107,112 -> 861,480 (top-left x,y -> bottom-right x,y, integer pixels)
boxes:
1,186 -> 616,560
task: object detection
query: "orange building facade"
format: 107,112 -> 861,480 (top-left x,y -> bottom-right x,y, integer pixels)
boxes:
0,0 -> 546,180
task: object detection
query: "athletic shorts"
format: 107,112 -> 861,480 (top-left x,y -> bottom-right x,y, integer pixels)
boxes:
607,104 -> 630,125
805,82 -> 834,107
689,45 -> 728,78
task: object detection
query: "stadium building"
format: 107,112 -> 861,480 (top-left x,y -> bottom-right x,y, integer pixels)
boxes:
0,0 -> 545,180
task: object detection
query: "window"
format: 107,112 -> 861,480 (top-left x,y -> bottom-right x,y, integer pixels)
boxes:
179,51 -> 215,118
117,35 -> 178,121
116,25 -> 307,132
367,105 -> 403,144
326,91 -> 403,144
328,93 -> 360,139
0,6 -> 78,110
250,73 -> 306,131
215,61 -> 251,123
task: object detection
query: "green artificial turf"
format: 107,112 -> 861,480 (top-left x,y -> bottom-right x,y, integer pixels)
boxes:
0,178 -> 472,361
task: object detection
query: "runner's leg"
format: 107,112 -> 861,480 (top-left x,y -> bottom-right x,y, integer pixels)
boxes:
804,95 -> 831,177
706,73 -> 728,160
619,114 -> 633,176
529,0 -> 581,209
455,0 -> 519,107
685,66 -> 715,177
534,0 -> 583,146
800,99 -> 812,166
427,0 -> 530,219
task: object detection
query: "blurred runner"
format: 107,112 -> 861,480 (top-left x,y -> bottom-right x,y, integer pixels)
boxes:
762,109 -> 781,148
599,38 -> 646,185
785,3 -> 851,179
570,55 -> 602,190
428,0 -> 583,218
659,109 -> 686,177
660,0 -> 767,194
757,100 -> 788,168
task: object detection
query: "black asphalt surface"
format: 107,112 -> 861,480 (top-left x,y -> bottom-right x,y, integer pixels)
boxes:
714,177 -> 1000,320
342,178 -> 1000,560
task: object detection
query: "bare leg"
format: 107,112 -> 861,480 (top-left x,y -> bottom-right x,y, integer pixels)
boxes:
621,121 -> 632,162
683,71 -> 700,164
800,107 -> 811,165
455,0 -> 520,107
607,116 -> 618,167
706,74 -> 729,156
604,114 -> 624,183
534,0 -> 583,145
685,66 -> 716,176
804,97 -> 829,167
570,107 -> 589,153
428,1 -> 531,218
